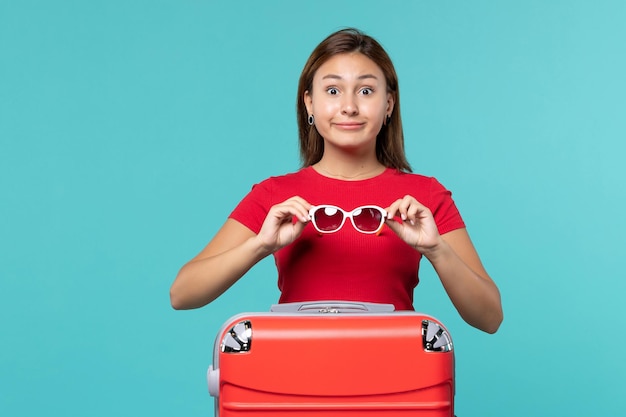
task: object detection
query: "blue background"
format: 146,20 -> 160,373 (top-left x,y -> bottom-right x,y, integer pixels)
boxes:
2,1 -> 625,416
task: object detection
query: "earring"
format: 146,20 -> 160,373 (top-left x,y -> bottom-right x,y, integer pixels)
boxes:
385,115 -> 391,125
308,115 -> 315,126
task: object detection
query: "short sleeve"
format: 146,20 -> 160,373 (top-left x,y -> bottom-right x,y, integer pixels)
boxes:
428,178 -> 466,235
229,180 -> 274,234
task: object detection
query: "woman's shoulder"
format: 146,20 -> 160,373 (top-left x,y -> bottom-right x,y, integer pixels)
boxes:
386,169 -> 443,187
254,167 -> 313,186
243,167 -> 314,199
383,170 -> 456,206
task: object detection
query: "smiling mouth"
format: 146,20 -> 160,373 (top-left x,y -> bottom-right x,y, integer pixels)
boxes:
334,122 -> 364,130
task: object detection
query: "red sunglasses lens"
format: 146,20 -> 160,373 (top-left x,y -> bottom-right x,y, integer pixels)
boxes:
353,207 -> 384,232
314,207 -> 344,232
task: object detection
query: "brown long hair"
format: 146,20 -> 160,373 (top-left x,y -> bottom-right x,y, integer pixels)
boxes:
296,28 -> 412,172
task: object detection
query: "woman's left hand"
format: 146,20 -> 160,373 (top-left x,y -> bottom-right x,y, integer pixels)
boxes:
384,195 -> 442,255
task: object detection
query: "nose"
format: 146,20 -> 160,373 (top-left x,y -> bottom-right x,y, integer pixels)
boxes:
341,94 -> 358,116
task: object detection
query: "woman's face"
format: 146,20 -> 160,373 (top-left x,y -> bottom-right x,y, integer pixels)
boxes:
304,52 -> 394,155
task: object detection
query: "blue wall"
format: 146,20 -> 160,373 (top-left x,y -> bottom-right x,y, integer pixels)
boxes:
1,1 -> 625,416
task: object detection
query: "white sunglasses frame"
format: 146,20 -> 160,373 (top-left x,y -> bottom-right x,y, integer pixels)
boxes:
308,205 -> 388,234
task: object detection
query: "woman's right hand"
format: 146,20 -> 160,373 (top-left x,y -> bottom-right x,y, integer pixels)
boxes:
255,196 -> 312,254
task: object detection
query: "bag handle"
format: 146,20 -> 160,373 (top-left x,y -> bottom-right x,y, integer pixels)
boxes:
270,300 -> 395,313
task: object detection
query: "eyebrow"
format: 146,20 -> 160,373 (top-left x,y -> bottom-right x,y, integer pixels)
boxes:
321,73 -> 379,81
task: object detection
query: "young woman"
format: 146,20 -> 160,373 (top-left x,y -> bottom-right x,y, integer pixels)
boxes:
170,28 -> 503,334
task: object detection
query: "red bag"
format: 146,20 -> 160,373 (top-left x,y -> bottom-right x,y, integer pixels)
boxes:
208,301 -> 455,416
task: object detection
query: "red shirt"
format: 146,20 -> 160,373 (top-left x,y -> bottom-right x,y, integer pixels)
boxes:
230,167 -> 465,310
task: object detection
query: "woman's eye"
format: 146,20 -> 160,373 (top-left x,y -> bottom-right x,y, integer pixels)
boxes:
327,87 -> 339,95
360,87 -> 374,95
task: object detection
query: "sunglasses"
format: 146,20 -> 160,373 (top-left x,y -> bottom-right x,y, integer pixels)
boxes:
308,205 -> 388,234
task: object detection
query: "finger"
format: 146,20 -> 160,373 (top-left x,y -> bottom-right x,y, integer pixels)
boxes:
271,199 -> 310,223
291,218 -> 308,236
383,215 -> 403,235
283,196 -> 312,222
405,204 -> 423,225
394,195 -> 417,221
384,199 -> 403,220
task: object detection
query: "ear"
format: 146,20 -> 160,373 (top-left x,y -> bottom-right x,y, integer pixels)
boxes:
304,90 -> 313,115
386,92 -> 395,116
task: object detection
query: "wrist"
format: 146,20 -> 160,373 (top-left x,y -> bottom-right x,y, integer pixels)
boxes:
249,235 -> 276,259
418,237 -> 448,261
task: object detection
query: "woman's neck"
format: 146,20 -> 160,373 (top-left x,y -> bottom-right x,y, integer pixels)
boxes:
313,157 -> 386,180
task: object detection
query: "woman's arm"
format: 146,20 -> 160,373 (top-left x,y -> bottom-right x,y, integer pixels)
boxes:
170,197 -> 311,310
170,219 -> 265,310
425,228 -> 503,333
385,196 -> 503,333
